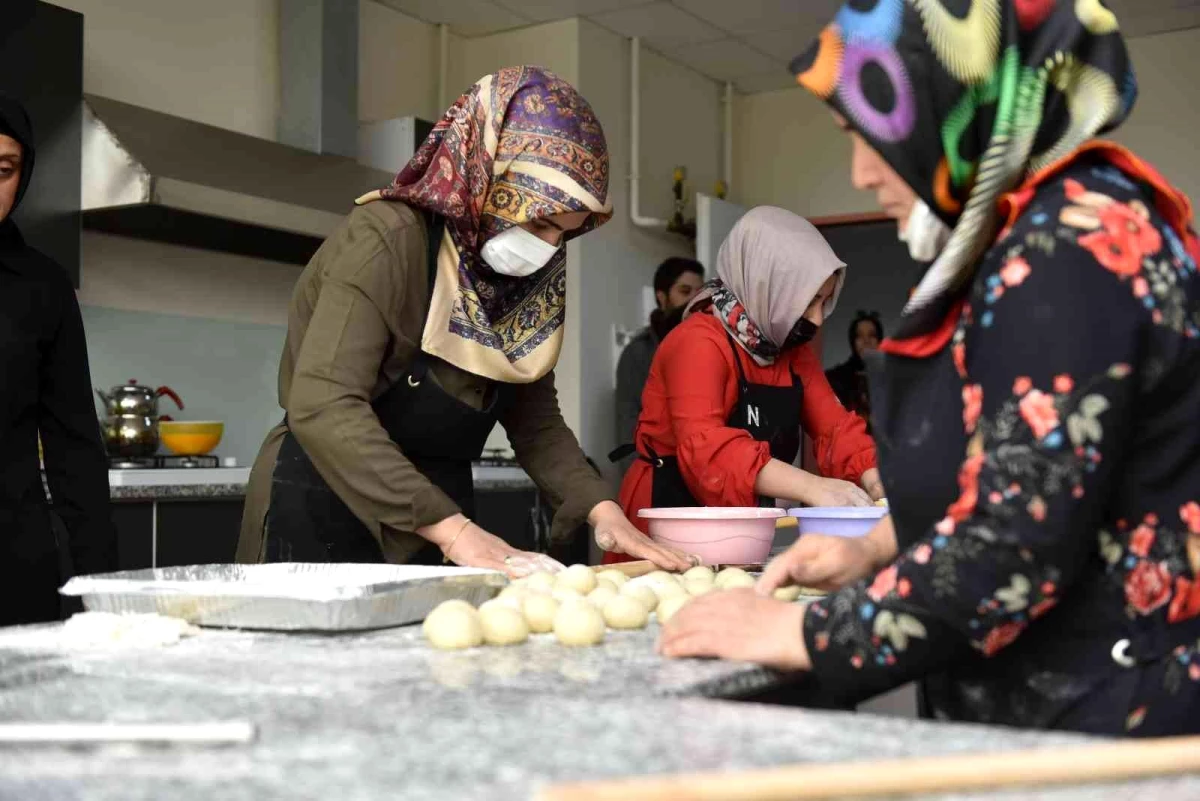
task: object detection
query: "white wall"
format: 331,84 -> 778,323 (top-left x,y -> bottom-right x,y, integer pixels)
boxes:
359,0 -> 442,123
54,0 -> 281,141
575,20 -> 722,474
733,27 -> 1200,219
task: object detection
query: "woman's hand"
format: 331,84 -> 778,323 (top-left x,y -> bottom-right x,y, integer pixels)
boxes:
859,467 -> 886,502
657,589 -> 811,671
419,514 -> 564,577
756,515 -> 897,595
589,500 -> 697,571
801,476 -> 873,507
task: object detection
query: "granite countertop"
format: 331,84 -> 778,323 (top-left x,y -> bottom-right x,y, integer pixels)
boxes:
0,623 -> 1196,800
107,465 -> 536,501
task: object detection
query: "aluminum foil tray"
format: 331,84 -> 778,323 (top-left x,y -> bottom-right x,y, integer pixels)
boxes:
59,563 -> 506,632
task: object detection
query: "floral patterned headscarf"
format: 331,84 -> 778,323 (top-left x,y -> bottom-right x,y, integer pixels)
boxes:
358,66 -> 611,383
791,0 -> 1136,339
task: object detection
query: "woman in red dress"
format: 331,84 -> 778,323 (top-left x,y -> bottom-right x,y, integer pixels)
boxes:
606,207 -> 884,563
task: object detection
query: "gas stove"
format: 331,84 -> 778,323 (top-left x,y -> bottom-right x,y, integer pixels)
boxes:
109,454 -> 223,470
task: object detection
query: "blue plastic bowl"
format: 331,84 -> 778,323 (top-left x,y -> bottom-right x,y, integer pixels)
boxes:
787,506 -> 888,538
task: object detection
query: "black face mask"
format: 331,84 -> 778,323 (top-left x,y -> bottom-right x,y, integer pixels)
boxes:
782,318 -> 819,351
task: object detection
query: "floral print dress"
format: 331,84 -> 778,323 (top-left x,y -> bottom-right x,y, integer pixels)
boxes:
802,155 -> 1200,735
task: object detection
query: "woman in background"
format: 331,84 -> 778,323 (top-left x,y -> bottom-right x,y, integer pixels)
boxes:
608,207 -> 883,563
824,310 -> 883,427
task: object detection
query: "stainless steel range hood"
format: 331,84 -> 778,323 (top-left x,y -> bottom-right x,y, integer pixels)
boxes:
80,94 -> 396,265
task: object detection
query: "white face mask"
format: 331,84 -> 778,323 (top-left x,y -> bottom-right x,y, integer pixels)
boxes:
898,199 -> 953,263
480,225 -> 560,277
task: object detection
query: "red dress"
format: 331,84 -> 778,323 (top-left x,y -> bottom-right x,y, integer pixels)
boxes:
608,313 -> 878,563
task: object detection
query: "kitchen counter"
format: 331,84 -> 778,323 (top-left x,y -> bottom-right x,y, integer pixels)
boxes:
107,465 -> 536,500
0,623 -> 1196,800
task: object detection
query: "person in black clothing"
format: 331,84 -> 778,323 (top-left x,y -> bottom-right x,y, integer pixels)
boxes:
824,311 -> 882,428
0,94 -> 116,625
614,257 -> 703,466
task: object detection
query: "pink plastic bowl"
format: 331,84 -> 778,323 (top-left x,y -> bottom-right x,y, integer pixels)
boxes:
788,506 -> 887,539
637,507 -> 785,565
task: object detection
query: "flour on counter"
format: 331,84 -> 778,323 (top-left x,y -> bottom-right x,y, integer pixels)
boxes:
61,612 -> 198,648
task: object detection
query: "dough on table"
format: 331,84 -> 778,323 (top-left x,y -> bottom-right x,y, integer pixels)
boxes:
521,593 -> 560,634
478,604 -> 529,646
685,578 -> 715,597
526,571 -> 557,594
656,595 -> 690,625
553,599 -> 606,646
423,601 -> 484,650
552,586 -> 584,604
619,582 -> 659,613
772,585 -> 803,602
650,580 -> 688,602
602,595 -> 649,630
682,565 -> 715,583
481,594 -> 523,613
556,564 -> 598,595
714,567 -> 754,589
595,569 -> 629,587
593,577 -> 619,594
586,585 -> 618,609
61,612 -> 196,648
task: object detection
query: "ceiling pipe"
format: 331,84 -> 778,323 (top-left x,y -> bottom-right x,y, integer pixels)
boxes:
722,81 -> 734,195
629,37 -> 668,229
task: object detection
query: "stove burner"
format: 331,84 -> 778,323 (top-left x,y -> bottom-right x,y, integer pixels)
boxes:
109,454 -> 221,470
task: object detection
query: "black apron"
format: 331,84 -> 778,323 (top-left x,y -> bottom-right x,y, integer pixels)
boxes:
263,213 -> 512,564
611,334 -> 803,508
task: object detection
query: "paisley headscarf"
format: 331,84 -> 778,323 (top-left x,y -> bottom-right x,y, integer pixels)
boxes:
791,0 -> 1136,339
685,206 -> 846,365
358,66 -> 612,383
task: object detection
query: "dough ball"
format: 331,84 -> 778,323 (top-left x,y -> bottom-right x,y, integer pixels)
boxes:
619,582 -> 659,613
652,581 -> 688,602
714,567 -> 753,589
594,578 -> 619,594
478,604 -> 529,646
602,595 -> 649,630
719,571 -> 756,590
521,593 -> 560,634
773,585 -> 803,602
683,565 -> 715,583
498,584 -> 526,600
423,601 -> 483,650
595,569 -> 629,587
685,578 -> 715,597
556,564 -> 598,595
586,585 -> 619,609
656,595 -> 691,625
644,571 -> 682,589
553,600 -> 606,646
526,571 -> 557,594
552,586 -> 584,604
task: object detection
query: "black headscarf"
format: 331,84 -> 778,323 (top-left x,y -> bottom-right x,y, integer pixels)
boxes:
791,0 -> 1136,339
0,93 -> 36,250
846,310 -> 884,368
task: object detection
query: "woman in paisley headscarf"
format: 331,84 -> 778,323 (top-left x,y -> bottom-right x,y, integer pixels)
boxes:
238,67 -> 694,575
660,1 -> 1200,735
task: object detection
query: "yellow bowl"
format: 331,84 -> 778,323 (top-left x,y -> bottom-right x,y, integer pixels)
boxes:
159,421 -> 224,456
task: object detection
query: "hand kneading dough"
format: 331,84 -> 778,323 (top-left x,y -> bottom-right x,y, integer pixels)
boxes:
553,600 -> 606,646
478,604 -> 529,646
682,565 -> 715,583
556,564 -> 598,595
714,567 -> 753,589
521,593 -> 560,634
602,595 -> 649,630
595,569 -> 629,587
656,595 -> 690,624
526,571 -> 557,593
619,582 -> 659,613
773,585 -> 803,602
685,578 -> 715,597
423,601 -> 483,650
586,585 -> 618,609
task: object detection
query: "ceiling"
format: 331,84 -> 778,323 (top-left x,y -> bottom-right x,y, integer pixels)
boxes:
375,0 -> 1200,94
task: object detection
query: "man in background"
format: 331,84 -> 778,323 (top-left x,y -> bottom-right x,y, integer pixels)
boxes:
613,257 -> 704,468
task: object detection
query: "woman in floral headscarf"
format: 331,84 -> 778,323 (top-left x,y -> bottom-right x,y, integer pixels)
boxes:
660,2 -> 1200,736
238,67 -> 694,575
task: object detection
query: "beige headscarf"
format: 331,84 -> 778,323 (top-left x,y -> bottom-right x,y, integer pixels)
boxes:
686,206 -> 846,365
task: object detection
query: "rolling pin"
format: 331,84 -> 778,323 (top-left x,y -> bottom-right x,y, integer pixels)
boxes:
537,735 -> 1200,801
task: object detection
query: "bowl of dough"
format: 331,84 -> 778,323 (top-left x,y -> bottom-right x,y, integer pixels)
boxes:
787,504 -> 888,539
637,507 -> 785,566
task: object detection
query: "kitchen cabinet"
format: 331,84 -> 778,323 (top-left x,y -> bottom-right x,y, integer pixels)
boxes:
111,498 -> 244,570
